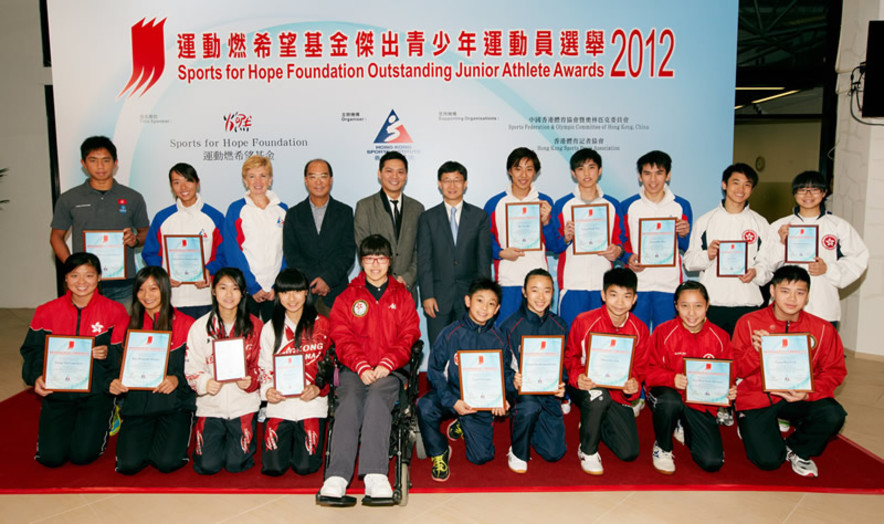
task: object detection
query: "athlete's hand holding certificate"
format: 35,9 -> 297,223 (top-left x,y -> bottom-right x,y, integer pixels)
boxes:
120,330 -> 171,390
760,333 -> 814,393
164,234 -> 206,284
638,218 -> 677,266
785,225 -> 818,263
213,338 -> 247,383
716,240 -> 748,277
273,354 -> 305,397
83,230 -> 126,280
585,334 -> 635,389
458,350 -> 505,410
684,358 -> 732,406
572,204 -> 609,255
43,335 -> 94,392
518,336 -> 564,394
505,202 -> 542,251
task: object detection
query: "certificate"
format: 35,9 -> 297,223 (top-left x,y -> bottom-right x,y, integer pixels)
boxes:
273,354 -> 305,397
213,338 -> 247,383
585,333 -> 635,389
638,218 -> 677,267
518,335 -> 564,395
572,204 -> 610,255
83,230 -> 126,280
716,240 -> 748,277
760,333 -> 814,392
163,234 -> 206,284
458,350 -> 505,410
120,330 -> 171,390
785,224 -> 819,263
684,358 -> 732,407
505,202 -> 543,251
43,335 -> 94,392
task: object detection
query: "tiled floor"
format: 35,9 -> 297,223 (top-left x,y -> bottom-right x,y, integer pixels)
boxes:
0,308 -> 881,523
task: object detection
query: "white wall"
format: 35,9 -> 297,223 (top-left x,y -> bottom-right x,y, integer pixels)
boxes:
833,0 -> 884,356
0,0 -> 57,307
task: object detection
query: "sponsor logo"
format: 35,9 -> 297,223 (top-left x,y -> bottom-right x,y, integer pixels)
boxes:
822,234 -> 838,250
224,112 -> 253,133
373,109 -> 413,144
119,18 -> 166,98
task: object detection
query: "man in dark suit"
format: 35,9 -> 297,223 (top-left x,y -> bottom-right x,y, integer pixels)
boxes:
354,151 -> 424,298
418,161 -> 492,348
283,158 -> 356,314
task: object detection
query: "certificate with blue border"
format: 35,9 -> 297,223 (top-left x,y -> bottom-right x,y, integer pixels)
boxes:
164,234 -> 207,284
760,333 -> 814,392
572,204 -> 610,255
518,335 -> 564,395
785,224 -> 818,263
505,202 -> 543,251
274,353 -> 305,397
586,333 -> 635,389
684,358 -> 732,407
43,335 -> 94,392
120,330 -> 171,390
83,230 -> 127,280
458,349 -> 505,410
716,240 -> 748,277
638,218 -> 677,267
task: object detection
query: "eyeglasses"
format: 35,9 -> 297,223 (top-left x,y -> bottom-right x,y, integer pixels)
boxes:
362,256 -> 390,265
795,188 -> 823,196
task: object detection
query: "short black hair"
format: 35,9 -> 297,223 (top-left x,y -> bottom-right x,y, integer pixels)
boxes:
673,280 -> 709,304
304,158 -> 333,178
791,170 -> 828,195
602,267 -> 638,293
636,150 -> 671,174
523,268 -> 553,289
570,148 -> 602,170
80,136 -> 117,162
169,162 -> 199,184
770,265 -> 811,290
379,151 -> 408,172
722,163 -> 758,187
468,277 -> 502,303
506,147 -> 540,173
437,160 -> 467,181
64,252 -> 102,277
359,234 -> 393,259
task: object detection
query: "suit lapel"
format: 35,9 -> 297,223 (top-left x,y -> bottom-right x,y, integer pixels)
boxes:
374,193 -> 398,248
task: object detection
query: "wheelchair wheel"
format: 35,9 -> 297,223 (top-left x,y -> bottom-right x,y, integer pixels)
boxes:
397,461 -> 410,506
413,423 -> 427,460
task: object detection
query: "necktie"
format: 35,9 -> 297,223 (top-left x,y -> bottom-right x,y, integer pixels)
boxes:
450,206 -> 458,246
391,199 -> 402,238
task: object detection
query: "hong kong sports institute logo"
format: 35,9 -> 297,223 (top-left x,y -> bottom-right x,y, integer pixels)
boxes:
119,18 -> 166,98
374,110 -> 413,144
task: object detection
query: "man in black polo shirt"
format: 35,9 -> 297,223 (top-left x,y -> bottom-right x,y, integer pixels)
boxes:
50,136 -> 149,307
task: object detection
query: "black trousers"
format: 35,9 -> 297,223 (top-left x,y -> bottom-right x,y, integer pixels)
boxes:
648,387 -> 724,472
568,386 -> 639,461
261,417 -> 326,476
192,413 -> 258,474
707,305 -> 760,337
36,394 -> 114,467
116,410 -> 193,474
737,398 -> 846,470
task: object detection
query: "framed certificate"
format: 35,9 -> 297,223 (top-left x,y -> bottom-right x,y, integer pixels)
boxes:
571,204 -> 610,255
458,349 -> 505,410
505,202 -> 543,251
760,333 -> 814,393
637,218 -> 677,267
784,224 -> 819,263
43,335 -> 94,392
518,335 -> 564,395
585,333 -> 636,389
163,234 -> 207,284
213,338 -> 247,383
83,230 -> 127,280
716,240 -> 749,277
120,330 -> 172,390
684,358 -> 732,407
273,353 -> 305,397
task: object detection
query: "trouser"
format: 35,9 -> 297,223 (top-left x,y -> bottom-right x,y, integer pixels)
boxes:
648,387 -> 724,472
192,413 -> 257,474
496,286 -> 524,327
261,417 -> 326,476
176,305 -> 212,320
426,305 -> 464,355
558,289 -> 603,328
417,390 -> 496,464
568,386 -> 639,461
246,296 -> 274,322
101,279 -> 134,312
632,291 -> 675,331
116,410 -> 193,474
36,394 -> 115,467
737,398 -> 846,470
325,369 -> 401,480
510,395 -> 566,462
707,305 -> 760,337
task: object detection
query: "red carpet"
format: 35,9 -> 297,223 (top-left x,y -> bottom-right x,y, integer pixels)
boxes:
1,390 -> 881,495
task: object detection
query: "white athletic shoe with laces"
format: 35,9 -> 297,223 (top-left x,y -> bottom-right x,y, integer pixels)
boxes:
507,447 -> 528,473
673,420 -> 685,445
652,441 -> 676,474
786,447 -> 818,478
364,473 -> 393,498
578,449 -> 604,475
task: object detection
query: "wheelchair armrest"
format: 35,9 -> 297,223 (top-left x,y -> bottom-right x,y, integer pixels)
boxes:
314,344 -> 337,389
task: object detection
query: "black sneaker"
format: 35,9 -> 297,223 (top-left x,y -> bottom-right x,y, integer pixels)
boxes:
446,419 -> 463,441
430,447 -> 451,482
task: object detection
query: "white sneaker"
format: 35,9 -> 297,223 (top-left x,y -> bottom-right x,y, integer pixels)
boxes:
363,473 -> 393,498
561,398 -> 572,415
257,406 -> 267,423
632,398 -> 645,418
507,447 -> 528,473
578,449 -> 603,475
786,447 -> 818,478
778,418 -> 791,433
652,441 -> 676,474
319,476 -> 348,498
673,420 -> 685,445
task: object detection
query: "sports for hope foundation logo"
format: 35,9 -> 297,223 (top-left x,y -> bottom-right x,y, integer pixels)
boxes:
119,18 -> 167,98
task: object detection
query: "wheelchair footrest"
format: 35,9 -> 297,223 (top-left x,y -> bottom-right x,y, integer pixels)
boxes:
315,493 -> 358,507
362,495 -> 397,507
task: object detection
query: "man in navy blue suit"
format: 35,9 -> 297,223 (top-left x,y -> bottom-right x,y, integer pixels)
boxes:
417,161 -> 493,350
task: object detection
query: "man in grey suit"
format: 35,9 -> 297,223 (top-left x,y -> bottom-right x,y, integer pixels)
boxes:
417,161 -> 492,349
354,151 -> 424,298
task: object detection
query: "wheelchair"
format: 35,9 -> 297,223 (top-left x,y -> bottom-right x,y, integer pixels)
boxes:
315,340 -> 424,507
